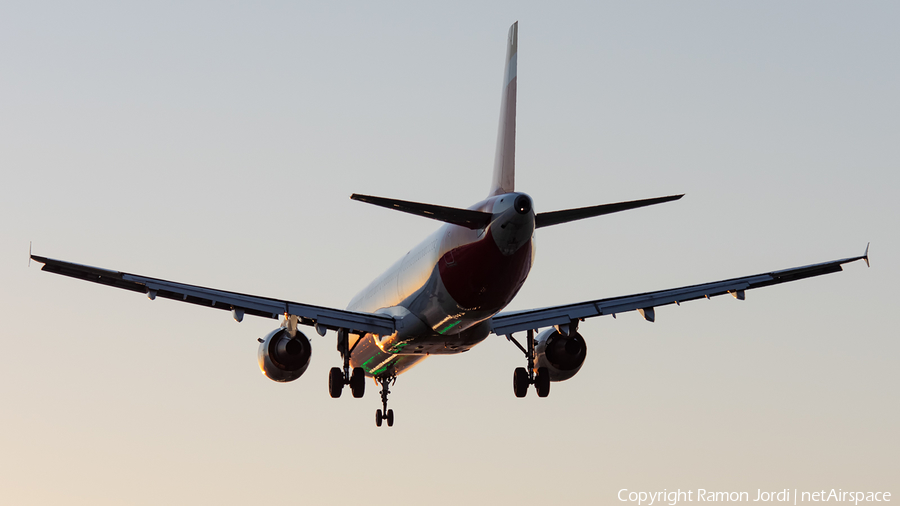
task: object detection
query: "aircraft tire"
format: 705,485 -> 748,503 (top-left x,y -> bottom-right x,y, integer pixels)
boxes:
535,367 -> 550,398
375,409 -> 383,427
328,367 -> 344,398
387,409 -> 394,427
350,367 -> 366,398
513,367 -> 529,398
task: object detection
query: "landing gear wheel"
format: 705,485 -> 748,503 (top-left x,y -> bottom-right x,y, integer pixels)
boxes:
375,409 -> 383,427
386,409 -> 394,427
513,367 -> 529,398
535,366 -> 551,398
328,367 -> 344,398
350,367 -> 366,398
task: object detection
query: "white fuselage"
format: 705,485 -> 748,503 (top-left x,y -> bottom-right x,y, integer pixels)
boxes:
345,193 -> 536,378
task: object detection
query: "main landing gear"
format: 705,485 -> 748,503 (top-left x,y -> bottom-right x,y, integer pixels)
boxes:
328,328 -> 366,399
374,376 -> 396,427
506,329 -> 550,398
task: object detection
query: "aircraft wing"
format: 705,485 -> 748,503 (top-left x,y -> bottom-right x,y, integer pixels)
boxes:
489,247 -> 869,336
30,255 -> 396,336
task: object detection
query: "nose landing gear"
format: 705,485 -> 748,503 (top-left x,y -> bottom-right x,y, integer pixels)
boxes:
374,376 -> 396,427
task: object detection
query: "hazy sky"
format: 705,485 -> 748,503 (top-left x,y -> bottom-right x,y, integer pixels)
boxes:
1,2 -> 897,505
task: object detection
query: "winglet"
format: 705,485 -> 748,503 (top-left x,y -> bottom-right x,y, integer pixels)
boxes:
864,242 -> 870,267
28,241 -> 32,267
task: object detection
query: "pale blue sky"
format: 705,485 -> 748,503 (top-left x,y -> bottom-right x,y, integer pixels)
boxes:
1,2 -> 897,504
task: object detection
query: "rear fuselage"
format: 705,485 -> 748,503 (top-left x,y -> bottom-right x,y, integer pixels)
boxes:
346,192 -> 535,377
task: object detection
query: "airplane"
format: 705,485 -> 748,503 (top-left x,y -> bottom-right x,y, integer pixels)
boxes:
30,22 -> 869,427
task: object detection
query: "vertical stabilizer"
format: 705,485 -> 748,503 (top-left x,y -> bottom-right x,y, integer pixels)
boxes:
490,22 -> 517,196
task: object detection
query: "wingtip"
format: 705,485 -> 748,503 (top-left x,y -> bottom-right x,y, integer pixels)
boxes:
26,244 -> 49,268
662,194 -> 685,203
864,242 -> 870,267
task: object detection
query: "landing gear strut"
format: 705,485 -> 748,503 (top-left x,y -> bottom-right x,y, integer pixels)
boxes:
328,328 -> 366,399
374,376 -> 396,427
506,329 -> 550,398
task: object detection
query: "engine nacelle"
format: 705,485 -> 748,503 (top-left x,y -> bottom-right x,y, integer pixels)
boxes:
258,327 -> 312,382
533,328 -> 587,382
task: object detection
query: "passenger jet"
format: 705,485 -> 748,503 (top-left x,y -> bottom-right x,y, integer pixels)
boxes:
31,23 -> 869,427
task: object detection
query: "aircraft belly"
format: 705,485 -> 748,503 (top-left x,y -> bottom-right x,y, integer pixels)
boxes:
350,323 -> 491,377
344,204 -> 533,379
350,333 -> 427,377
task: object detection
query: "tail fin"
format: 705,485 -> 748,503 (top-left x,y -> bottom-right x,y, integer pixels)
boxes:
489,22 -> 518,196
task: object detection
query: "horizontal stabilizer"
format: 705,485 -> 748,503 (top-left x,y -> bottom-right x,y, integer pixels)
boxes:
351,194 -> 493,230
535,194 -> 684,229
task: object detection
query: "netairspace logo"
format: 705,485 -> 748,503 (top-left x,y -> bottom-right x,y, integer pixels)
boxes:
617,489 -> 892,506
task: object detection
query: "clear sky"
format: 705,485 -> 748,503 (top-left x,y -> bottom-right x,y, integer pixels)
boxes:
1,1 -> 897,505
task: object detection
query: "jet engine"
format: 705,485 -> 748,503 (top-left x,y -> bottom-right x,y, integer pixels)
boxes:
533,328 -> 587,381
258,327 -> 312,382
